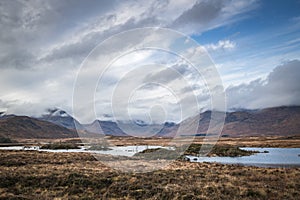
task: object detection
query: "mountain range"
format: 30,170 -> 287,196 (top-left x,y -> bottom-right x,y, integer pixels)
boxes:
0,106 -> 299,140
158,106 -> 300,137
0,115 -> 77,139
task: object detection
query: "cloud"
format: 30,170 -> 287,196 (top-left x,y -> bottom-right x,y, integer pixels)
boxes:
0,0 -> 119,69
205,40 -> 236,51
171,0 -> 258,33
172,0 -> 225,28
0,0 -> 260,121
0,0 -> 258,70
226,60 -> 300,109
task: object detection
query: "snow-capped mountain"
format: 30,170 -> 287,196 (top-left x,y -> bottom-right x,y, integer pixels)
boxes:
39,108 -> 83,130
0,112 -> 5,117
0,111 -> 15,120
133,119 -> 148,127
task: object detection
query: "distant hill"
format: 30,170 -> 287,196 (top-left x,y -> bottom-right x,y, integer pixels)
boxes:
162,106 -> 300,137
221,106 -> 300,137
83,120 -> 128,136
0,115 -> 77,139
0,106 -> 299,139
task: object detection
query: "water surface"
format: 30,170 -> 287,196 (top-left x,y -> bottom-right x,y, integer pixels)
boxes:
2,146 -> 300,167
186,147 -> 300,167
0,145 -> 174,157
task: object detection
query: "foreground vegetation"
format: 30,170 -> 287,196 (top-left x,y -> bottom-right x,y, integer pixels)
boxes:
0,150 -> 299,199
134,144 -> 258,160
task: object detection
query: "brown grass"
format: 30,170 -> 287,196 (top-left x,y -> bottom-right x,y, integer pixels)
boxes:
95,135 -> 300,148
0,150 -> 299,199
13,135 -> 300,148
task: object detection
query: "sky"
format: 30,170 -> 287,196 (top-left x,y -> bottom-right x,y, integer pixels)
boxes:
0,0 -> 299,123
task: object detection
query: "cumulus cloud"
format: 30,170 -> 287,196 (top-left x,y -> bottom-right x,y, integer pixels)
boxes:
205,40 -> 236,51
226,60 -> 300,109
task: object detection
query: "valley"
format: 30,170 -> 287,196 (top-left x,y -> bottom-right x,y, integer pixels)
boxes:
0,106 -> 299,199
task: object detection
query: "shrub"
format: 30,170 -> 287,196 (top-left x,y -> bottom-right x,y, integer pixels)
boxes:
0,136 -> 12,143
40,143 -> 80,150
134,148 -> 180,160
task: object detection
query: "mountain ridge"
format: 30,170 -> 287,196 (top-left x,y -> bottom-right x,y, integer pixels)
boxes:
0,115 -> 77,139
0,106 -> 299,139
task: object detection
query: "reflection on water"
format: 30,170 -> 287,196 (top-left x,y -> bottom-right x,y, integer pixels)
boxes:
0,145 -> 174,157
186,147 -> 300,167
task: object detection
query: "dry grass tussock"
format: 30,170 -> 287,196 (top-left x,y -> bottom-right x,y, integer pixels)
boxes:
0,150 -> 299,199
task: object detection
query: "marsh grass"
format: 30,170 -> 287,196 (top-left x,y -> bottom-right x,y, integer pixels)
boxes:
134,148 -> 180,160
40,142 -> 80,150
0,150 -> 299,199
87,145 -> 112,151
183,144 -> 258,157
134,144 -> 258,160
0,136 -> 13,143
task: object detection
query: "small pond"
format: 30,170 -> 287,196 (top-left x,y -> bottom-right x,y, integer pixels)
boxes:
186,147 -> 300,167
0,145 -> 174,157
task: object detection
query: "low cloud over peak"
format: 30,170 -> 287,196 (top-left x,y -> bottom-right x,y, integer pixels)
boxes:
226,60 -> 300,109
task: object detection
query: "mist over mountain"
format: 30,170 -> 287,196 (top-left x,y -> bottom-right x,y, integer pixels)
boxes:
39,108 -> 83,130
0,106 -> 299,140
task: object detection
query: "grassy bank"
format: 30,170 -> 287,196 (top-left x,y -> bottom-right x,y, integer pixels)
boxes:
87,145 -> 112,151
40,142 -> 80,150
100,135 -> 300,148
134,144 -> 258,160
0,150 -> 299,199
184,144 -> 258,157
14,135 -> 300,148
